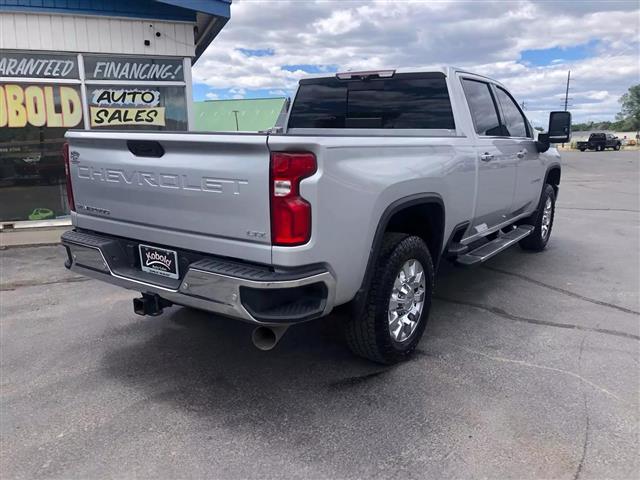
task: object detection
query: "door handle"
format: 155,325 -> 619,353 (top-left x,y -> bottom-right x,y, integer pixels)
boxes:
516,150 -> 527,159
480,153 -> 494,162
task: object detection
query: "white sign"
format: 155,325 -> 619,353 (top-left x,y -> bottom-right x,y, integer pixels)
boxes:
91,89 -> 160,107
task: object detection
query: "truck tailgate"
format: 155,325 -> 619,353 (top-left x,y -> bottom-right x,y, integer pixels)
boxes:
66,131 -> 271,260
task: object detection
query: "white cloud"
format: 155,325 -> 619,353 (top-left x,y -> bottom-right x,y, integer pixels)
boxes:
314,9 -> 360,35
194,0 -> 640,122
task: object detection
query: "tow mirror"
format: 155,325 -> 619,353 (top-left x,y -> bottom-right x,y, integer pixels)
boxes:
548,111 -> 571,143
536,111 -> 571,152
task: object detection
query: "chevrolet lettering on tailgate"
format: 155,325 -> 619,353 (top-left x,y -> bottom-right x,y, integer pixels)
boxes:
76,165 -> 248,194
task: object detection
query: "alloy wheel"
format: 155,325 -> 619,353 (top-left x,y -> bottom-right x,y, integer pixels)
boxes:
541,196 -> 553,240
388,259 -> 426,343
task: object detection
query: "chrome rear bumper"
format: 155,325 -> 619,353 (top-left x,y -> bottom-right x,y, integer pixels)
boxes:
62,230 -> 335,325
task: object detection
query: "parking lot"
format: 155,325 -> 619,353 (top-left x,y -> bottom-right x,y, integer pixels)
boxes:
1,150 -> 638,479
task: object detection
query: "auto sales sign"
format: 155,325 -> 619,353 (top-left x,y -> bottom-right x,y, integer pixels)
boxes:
89,88 -> 166,127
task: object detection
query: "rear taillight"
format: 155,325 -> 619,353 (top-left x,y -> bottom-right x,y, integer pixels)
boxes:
63,142 -> 75,212
270,152 -> 317,246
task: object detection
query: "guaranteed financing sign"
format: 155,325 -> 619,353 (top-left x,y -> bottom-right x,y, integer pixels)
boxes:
0,53 -> 79,79
84,56 -> 184,82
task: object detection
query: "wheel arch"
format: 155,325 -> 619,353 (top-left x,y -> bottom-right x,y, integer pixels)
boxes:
349,193 -> 445,316
545,164 -> 561,195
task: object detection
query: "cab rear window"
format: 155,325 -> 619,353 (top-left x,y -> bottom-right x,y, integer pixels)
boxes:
288,73 -> 455,130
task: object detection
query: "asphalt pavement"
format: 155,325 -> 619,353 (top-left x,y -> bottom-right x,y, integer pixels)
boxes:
1,150 -> 639,479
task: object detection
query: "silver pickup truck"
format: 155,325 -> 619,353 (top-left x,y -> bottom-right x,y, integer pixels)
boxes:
62,66 -> 571,364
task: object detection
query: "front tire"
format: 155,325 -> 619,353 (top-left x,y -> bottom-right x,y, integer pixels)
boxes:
614,144 -> 621,151
345,234 -> 434,364
520,184 -> 556,251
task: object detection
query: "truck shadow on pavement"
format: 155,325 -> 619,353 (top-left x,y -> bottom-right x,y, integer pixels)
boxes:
98,300 -> 452,474
95,247 -> 591,475
99,251 -> 530,403
99,257 -> 516,383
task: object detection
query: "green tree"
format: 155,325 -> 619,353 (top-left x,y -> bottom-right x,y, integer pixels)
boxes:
616,84 -> 640,134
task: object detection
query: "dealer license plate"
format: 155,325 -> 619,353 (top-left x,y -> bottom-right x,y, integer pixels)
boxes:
139,244 -> 179,279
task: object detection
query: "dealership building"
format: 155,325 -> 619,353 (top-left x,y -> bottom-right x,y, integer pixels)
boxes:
0,0 -> 231,226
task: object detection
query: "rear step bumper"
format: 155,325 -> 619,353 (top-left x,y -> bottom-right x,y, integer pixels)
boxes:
61,230 -> 336,325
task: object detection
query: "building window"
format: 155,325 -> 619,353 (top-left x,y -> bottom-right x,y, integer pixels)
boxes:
1,52 -> 82,222
84,55 -> 188,130
0,84 -> 83,221
0,52 -> 190,223
87,85 -> 187,130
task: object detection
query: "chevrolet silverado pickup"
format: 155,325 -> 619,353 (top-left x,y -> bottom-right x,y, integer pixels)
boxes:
62,67 -> 571,364
576,132 -> 622,151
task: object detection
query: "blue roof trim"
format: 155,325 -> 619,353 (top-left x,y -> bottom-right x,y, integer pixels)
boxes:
195,15 -> 228,61
157,0 -> 230,18
0,0 -> 230,21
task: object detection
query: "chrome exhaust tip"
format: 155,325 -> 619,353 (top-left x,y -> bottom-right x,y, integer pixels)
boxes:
251,325 -> 289,351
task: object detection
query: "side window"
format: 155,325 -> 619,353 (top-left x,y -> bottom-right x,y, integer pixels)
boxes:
495,87 -> 529,138
461,79 -> 502,136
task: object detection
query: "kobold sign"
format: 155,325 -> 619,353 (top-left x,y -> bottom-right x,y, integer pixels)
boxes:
0,84 -> 83,128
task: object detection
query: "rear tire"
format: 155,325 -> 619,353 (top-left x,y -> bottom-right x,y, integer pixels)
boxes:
520,184 -> 556,252
579,148 -> 586,152
344,234 -> 434,364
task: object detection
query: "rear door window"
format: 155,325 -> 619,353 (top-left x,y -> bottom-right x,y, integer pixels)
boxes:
288,73 -> 455,130
494,87 -> 530,138
461,78 -> 502,136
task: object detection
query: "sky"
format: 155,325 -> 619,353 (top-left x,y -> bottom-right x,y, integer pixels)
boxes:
192,0 -> 640,126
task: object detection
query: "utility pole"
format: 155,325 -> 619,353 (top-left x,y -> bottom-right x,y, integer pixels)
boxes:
562,70 -> 571,148
232,110 -> 240,131
563,70 -> 571,111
